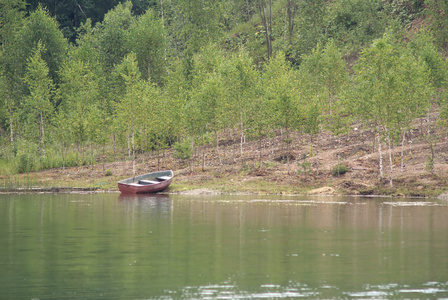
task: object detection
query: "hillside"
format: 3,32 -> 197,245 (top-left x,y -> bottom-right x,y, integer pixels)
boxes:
2,1 -> 448,199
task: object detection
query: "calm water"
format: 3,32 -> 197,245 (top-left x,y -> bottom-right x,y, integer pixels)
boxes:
1,193 -> 448,299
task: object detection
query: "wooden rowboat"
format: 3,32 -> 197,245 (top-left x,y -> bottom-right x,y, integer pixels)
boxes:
118,170 -> 173,194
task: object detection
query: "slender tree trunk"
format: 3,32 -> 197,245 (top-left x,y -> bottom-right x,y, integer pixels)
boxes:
202,134 -> 206,171
232,128 -> 236,164
386,128 -> 393,188
163,148 -> 166,169
269,0 -> 272,49
132,129 -> 135,176
258,0 -> 272,60
377,131 -> 383,179
157,141 -> 161,171
91,143 -> 94,170
102,144 -> 105,172
190,139 -> 194,172
286,0 -> 295,45
113,134 -> 116,160
337,152 -> 341,176
259,127 -> 263,168
286,128 -> 290,175
9,111 -> 14,144
160,0 -> 168,66
127,130 -> 131,158
40,111 -> 45,156
240,119 -> 244,157
62,142 -> 66,171
76,141 -> 79,166
401,131 -> 405,173
215,130 -> 222,165
428,141 -> 435,175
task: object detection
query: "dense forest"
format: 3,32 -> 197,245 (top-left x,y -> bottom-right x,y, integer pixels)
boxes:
1,0 -> 448,188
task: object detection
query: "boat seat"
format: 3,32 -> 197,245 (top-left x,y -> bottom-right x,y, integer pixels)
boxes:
139,180 -> 159,185
156,176 -> 171,181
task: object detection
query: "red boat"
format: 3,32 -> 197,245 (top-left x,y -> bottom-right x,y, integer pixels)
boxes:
118,170 -> 173,194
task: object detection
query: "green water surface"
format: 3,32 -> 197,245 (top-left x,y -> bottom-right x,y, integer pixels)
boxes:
1,193 -> 447,299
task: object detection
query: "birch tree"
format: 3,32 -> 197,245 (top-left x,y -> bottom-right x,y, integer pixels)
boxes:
128,8 -> 166,85
58,58 -> 100,164
351,34 -> 432,187
0,0 -> 25,146
263,52 -> 301,173
115,52 -> 142,176
22,41 -> 54,156
221,49 -> 259,159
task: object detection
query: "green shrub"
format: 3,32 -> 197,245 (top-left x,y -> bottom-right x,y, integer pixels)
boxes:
16,154 -> 34,173
297,160 -> 311,174
14,141 -> 38,173
0,158 -> 14,175
105,169 -> 113,176
173,139 -> 192,160
332,164 -> 348,176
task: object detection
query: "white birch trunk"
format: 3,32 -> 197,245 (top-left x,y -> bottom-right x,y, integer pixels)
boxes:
377,132 -> 384,179
9,114 -> 14,143
190,140 -> 194,172
132,130 -> 135,176
40,111 -> 45,156
240,122 -> 244,157
127,128 -> 131,158
202,134 -> 205,171
386,128 -> 393,187
401,131 -> 405,173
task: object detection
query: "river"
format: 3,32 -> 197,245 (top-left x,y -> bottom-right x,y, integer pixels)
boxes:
1,193 -> 447,299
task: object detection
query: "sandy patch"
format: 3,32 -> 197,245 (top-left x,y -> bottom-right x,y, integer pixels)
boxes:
307,186 -> 336,195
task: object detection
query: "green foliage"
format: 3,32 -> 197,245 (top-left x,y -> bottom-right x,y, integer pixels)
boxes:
0,158 -> 15,175
325,0 -> 386,53
286,0 -> 326,66
299,40 -> 348,138
173,139 -> 192,161
128,8 -> 166,84
105,169 -> 113,176
425,0 -> 448,51
16,153 -> 34,173
264,52 -> 301,133
97,2 -> 134,72
332,164 -> 348,177
168,0 -> 225,54
25,0 -> 122,42
297,160 -> 311,174
425,155 -> 434,175
12,141 -> 95,173
383,0 -> 424,29
408,29 -> 447,89
18,5 -> 68,84
22,41 -> 54,148
351,33 -> 432,131
14,141 -> 38,173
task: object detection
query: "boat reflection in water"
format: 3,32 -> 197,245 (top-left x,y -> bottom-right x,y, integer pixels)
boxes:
118,193 -> 172,214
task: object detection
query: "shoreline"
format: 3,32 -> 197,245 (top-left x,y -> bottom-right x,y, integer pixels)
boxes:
1,185 -> 445,201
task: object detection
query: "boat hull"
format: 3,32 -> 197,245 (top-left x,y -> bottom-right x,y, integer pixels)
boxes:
118,170 -> 173,194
